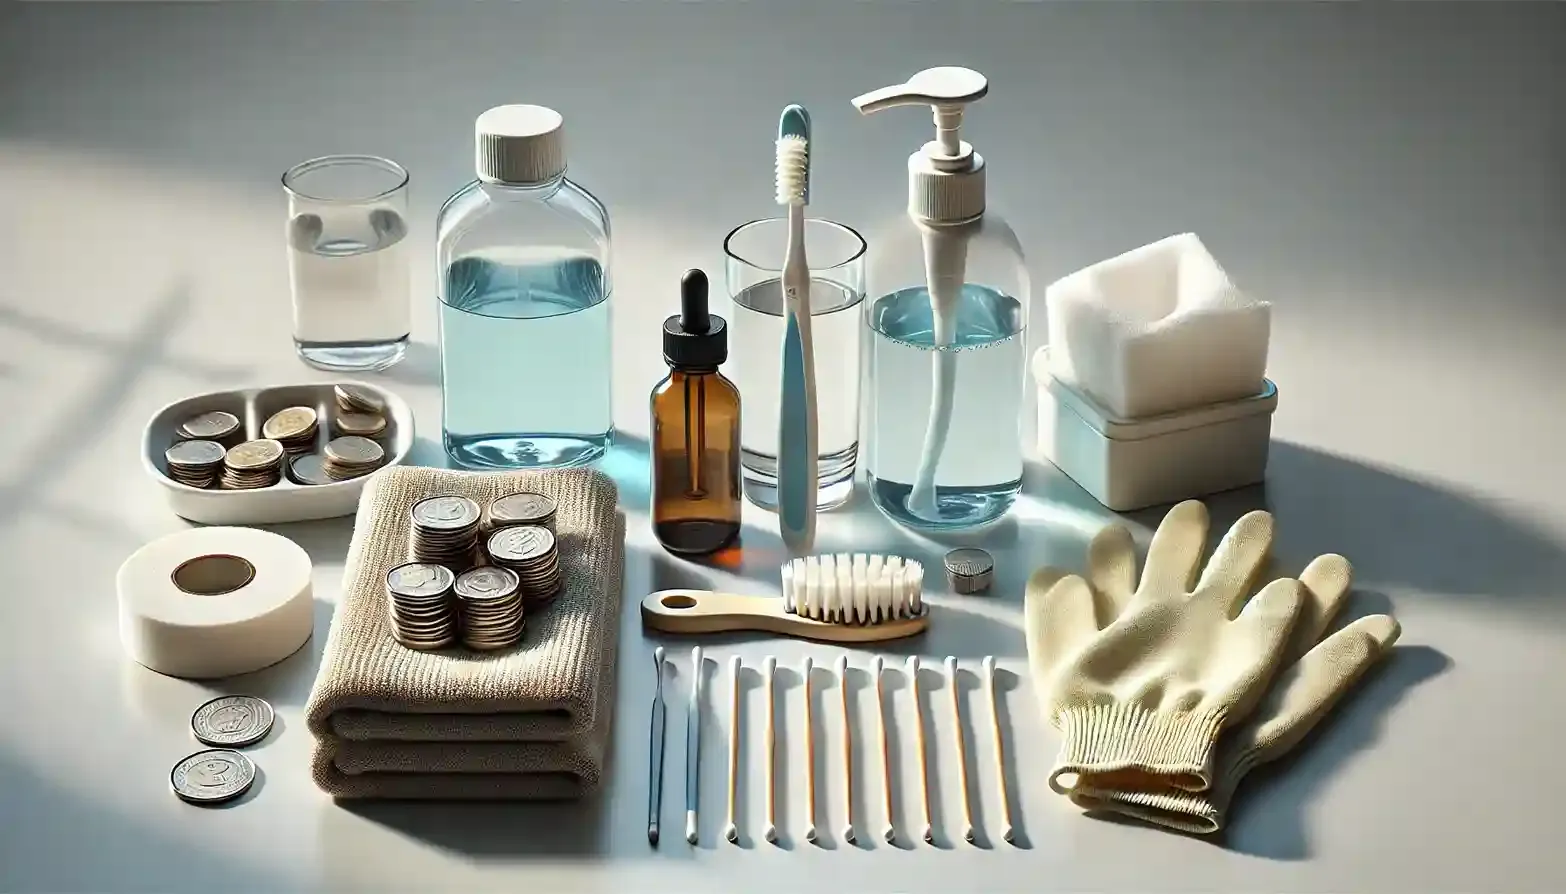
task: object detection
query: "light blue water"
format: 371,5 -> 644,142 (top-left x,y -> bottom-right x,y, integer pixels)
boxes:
439,254 -> 613,469
864,284 -> 1025,530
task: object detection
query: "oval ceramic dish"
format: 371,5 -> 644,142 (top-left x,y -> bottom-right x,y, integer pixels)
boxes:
141,381 -> 414,525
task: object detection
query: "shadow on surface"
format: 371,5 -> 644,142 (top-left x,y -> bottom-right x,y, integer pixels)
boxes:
340,795 -> 614,859
367,339 -> 440,388
0,747 -> 291,893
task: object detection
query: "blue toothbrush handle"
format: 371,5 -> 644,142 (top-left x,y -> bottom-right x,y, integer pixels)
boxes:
778,307 -> 818,550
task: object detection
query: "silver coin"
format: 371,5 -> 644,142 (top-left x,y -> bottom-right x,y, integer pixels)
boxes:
334,383 -> 386,414
170,749 -> 256,805
262,406 -> 318,442
325,436 -> 385,466
387,562 -> 455,599
412,495 -> 481,531
487,526 -> 555,563
178,410 -> 241,440
226,439 -> 285,471
489,492 -> 556,525
288,453 -> 334,486
191,695 -> 275,747
166,439 -> 226,468
334,412 -> 387,438
454,566 -> 520,600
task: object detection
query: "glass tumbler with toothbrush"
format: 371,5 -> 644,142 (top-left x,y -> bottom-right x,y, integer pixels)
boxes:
723,109 -> 866,519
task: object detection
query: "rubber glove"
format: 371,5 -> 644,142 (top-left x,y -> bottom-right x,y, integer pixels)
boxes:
1026,500 -> 1302,794
1068,552 -> 1401,833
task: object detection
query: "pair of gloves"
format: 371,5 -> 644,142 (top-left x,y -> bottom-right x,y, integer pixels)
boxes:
1025,500 -> 1401,834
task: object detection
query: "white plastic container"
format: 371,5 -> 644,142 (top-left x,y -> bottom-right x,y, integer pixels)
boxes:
141,381 -> 414,525
1032,348 -> 1277,512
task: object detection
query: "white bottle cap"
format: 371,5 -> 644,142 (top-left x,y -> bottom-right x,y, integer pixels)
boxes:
474,104 -> 567,186
852,67 -> 989,225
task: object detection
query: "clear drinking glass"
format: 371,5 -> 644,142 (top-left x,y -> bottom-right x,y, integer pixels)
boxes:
723,217 -> 866,511
283,155 -> 412,371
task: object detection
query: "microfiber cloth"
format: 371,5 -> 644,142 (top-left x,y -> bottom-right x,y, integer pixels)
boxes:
303,466 -> 625,800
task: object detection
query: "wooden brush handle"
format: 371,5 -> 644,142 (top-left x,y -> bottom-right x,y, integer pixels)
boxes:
640,589 -> 929,644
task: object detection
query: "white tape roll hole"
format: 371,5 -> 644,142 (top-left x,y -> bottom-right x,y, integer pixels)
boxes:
117,526 -> 315,679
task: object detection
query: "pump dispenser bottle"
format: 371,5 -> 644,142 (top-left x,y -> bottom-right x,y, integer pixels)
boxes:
651,269 -> 743,556
853,67 -> 1031,531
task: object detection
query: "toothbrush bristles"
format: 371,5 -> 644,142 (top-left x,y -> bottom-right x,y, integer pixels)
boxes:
775,135 -> 808,205
725,823 -> 738,845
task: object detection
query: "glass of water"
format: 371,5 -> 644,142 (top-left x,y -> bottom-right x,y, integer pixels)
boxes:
283,155 -> 411,371
723,217 -> 866,511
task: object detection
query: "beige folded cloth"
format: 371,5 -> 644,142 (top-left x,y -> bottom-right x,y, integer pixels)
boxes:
304,466 -> 625,800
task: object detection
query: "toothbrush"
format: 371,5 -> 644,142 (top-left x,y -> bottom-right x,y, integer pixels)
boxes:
648,647 -> 666,846
686,646 -> 703,846
836,654 -> 855,845
641,554 -> 929,644
775,104 -> 818,553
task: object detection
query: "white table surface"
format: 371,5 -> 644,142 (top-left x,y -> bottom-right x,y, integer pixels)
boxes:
2,3 -> 1563,892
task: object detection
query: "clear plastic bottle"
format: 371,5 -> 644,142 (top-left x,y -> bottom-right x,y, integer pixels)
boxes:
852,68 -> 1032,531
436,104 -> 614,470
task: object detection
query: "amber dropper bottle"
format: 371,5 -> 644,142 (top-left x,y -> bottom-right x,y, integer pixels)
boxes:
651,269 -> 743,556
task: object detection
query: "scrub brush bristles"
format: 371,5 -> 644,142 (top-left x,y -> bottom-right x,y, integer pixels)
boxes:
775,135 -> 808,205
781,554 -> 925,625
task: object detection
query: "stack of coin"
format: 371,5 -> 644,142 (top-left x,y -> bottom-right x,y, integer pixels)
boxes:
454,566 -> 525,650
262,406 -> 319,455
486,491 -> 558,534
332,411 -> 387,440
287,453 -> 334,487
165,440 -> 227,488
385,562 -> 457,651
335,384 -> 386,416
409,495 -> 482,567
322,436 -> 385,481
221,439 -> 285,490
485,525 -> 563,608
175,410 -> 244,448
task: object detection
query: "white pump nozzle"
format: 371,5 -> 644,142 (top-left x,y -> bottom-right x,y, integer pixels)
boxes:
852,67 -> 988,225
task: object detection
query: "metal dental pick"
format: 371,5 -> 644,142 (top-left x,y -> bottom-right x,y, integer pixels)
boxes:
725,655 -> 742,845
875,656 -> 894,845
984,656 -> 1016,845
648,646 -> 666,846
803,656 -> 818,845
908,656 -> 933,845
837,654 -> 855,845
947,656 -> 976,844
764,655 -> 779,845
686,646 -> 703,845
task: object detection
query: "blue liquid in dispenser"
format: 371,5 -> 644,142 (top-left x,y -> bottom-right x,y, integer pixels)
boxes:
440,254 -> 613,469
864,284 -> 1025,530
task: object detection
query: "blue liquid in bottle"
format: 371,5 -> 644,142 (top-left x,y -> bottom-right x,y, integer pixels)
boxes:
440,254 -> 613,469
864,284 -> 1025,530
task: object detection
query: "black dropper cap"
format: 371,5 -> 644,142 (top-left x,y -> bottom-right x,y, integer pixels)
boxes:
662,268 -> 728,369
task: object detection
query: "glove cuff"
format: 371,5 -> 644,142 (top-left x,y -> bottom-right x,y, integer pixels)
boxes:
1069,785 -> 1225,835
1050,704 -> 1227,794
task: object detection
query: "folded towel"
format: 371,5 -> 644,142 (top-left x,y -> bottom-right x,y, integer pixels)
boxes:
303,466 -> 625,799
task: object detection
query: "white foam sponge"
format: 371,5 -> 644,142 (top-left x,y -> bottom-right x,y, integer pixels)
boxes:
1046,233 -> 1270,419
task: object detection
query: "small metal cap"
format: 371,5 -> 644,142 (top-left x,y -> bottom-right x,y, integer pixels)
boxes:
944,548 -> 994,594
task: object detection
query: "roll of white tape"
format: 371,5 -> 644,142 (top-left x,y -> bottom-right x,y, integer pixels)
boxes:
116,526 -> 314,680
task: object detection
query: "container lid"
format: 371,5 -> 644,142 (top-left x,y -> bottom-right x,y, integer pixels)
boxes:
475,104 -> 566,186
852,67 -> 989,225
663,269 -> 727,369
944,548 -> 994,594
1031,347 -> 1278,442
